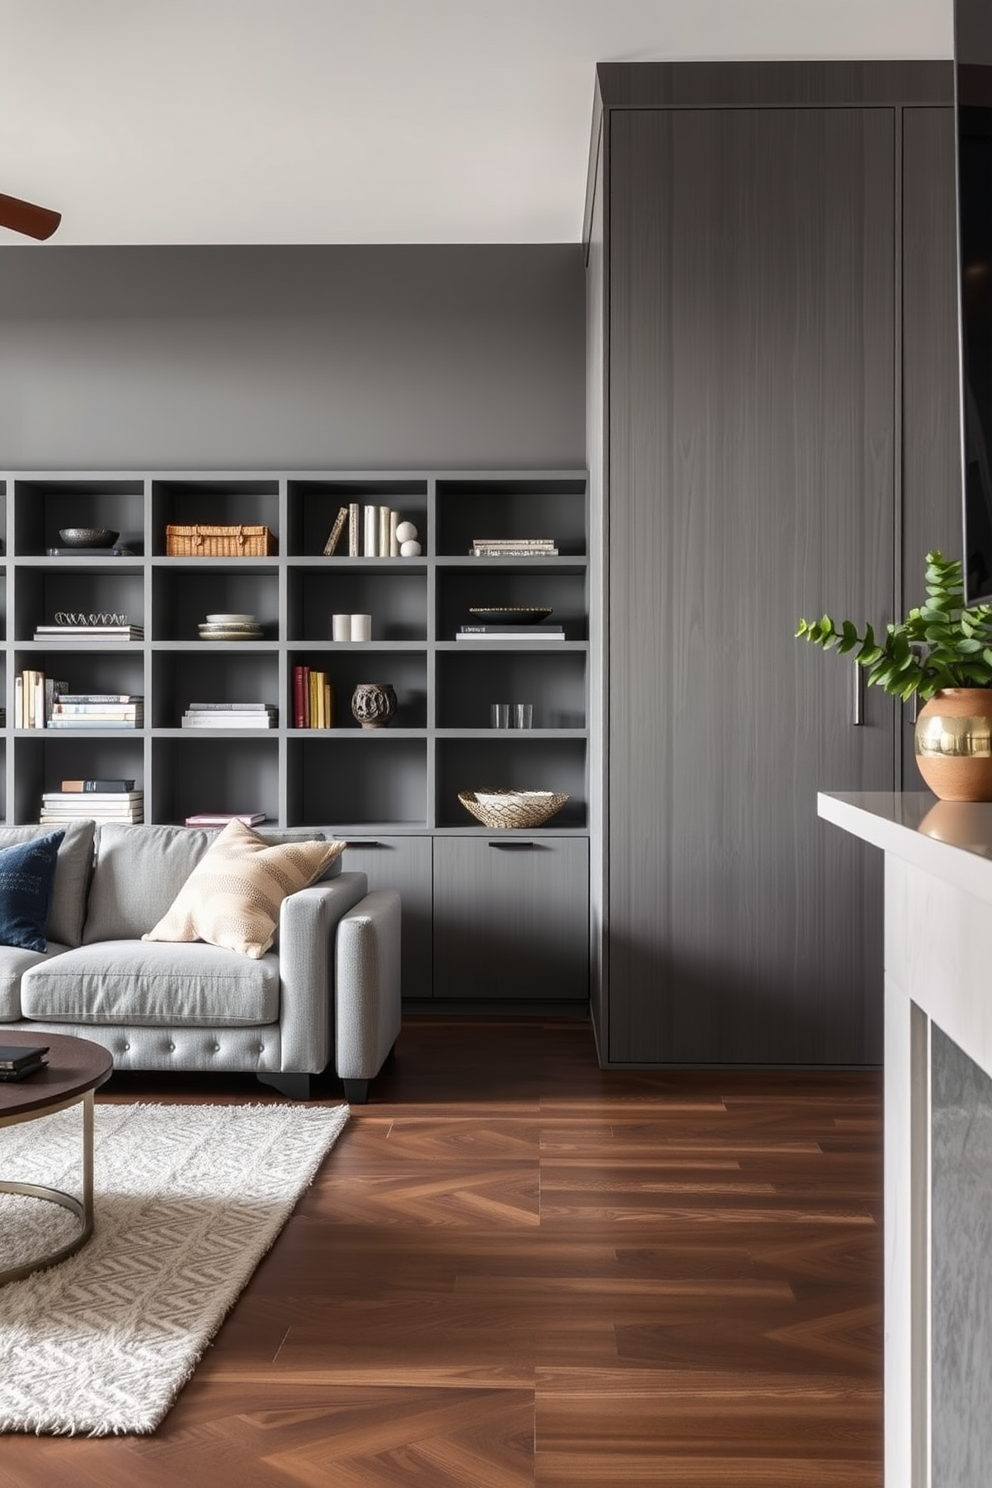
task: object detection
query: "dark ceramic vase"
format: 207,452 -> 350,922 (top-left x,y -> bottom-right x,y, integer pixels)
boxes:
351,682 -> 397,729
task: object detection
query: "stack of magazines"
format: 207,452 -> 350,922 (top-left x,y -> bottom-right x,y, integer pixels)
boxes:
40,788 -> 144,825
48,695 -> 143,729
33,622 -> 143,642
181,702 -> 277,729
469,537 -> 558,557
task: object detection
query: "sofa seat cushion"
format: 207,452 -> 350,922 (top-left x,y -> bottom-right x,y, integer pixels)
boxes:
0,942 -> 70,1021
20,940 -> 280,1027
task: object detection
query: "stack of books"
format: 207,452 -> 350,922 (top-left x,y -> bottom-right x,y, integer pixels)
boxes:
33,621 -> 144,642
184,811 -> 267,827
14,671 -> 68,728
47,695 -> 143,729
456,621 -> 566,642
292,667 -> 333,728
469,538 -> 558,557
0,1043 -> 49,1082
40,785 -> 144,825
181,702 -> 278,729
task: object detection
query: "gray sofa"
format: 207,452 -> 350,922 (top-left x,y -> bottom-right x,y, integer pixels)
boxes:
0,821 -> 401,1102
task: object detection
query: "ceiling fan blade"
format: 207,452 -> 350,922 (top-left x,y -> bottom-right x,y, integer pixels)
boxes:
0,192 -> 61,240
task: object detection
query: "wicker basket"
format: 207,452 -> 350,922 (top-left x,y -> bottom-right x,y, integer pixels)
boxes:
165,524 -> 276,557
458,788 -> 569,829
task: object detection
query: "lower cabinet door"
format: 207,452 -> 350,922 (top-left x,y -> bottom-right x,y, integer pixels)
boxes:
433,836 -> 589,1002
339,837 -> 434,1000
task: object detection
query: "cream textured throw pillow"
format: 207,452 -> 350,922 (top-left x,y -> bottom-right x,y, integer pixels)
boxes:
142,820 -> 346,958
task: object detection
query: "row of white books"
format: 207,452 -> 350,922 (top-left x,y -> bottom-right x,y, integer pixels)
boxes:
324,503 -> 416,558
14,671 -> 68,729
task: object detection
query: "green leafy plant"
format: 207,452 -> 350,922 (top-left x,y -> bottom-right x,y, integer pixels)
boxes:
796,550 -> 992,703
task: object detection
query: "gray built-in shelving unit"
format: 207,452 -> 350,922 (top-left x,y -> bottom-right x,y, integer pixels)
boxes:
0,470 -> 591,1008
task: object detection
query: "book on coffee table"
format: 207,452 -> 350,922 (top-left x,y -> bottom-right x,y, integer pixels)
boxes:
0,1043 -> 49,1070
0,1059 -> 48,1081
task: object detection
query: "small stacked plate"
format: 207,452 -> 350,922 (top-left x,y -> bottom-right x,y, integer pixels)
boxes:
198,612 -> 264,641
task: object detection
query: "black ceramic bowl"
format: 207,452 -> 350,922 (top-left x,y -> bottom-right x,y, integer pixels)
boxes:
468,606 -> 553,625
58,528 -> 120,548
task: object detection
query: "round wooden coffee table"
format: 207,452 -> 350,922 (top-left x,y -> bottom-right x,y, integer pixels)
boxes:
0,1031 -> 113,1286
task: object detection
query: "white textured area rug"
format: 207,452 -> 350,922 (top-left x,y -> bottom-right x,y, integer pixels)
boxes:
0,1100 -> 349,1436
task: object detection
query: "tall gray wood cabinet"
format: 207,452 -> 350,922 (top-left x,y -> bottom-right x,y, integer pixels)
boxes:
587,62 -> 961,1067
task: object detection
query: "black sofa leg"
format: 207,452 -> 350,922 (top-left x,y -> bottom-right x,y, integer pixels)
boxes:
342,1078 -> 369,1104
257,1071 -> 312,1100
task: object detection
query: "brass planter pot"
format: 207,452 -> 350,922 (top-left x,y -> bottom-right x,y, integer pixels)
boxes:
914,687 -> 992,801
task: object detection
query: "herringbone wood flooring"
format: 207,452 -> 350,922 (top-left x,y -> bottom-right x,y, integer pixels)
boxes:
1,1018 -> 883,1486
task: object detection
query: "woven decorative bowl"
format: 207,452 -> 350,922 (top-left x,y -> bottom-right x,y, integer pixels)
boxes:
458,788 -> 569,829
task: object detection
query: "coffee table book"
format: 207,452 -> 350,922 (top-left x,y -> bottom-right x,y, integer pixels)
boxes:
0,1059 -> 48,1081
0,1043 -> 50,1071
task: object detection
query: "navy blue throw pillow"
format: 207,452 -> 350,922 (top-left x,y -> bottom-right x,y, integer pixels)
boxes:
0,831 -> 65,952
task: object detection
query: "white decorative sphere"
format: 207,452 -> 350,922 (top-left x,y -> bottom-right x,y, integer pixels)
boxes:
400,539 -> 422,557
395,521 -> 418,543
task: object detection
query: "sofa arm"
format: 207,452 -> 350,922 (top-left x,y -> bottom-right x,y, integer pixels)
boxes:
335,889 -> 402,1098
277,871 -> 368,1072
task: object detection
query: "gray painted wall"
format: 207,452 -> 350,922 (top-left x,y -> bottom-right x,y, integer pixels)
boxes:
0,245 -> 584,469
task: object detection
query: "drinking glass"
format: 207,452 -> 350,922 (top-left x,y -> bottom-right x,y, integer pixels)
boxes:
514,703 -> 534,729
490,703 -> 511,729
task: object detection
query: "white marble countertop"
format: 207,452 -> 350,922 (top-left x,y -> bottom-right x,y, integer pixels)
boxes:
818,790 -> 992,909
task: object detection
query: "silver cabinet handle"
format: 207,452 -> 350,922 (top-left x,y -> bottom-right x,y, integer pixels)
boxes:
852,658 -> 864,727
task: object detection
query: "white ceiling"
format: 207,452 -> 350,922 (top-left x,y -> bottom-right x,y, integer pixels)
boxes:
1,0 -> 952,247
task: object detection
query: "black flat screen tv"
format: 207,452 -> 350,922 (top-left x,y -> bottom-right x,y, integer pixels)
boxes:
955,0 -> 992,604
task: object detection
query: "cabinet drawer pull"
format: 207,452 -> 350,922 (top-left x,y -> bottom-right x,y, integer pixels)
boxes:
345,840 -> 381,849
852,657 -> 864,727
488,840 -> 540,850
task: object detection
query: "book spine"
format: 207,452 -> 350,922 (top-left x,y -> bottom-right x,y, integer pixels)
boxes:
471,548 -> 558,557
57,694 -> 141,703
61,780 -> 135,792
378,505 -> 391,557
14,676 -> 23,729
389,510 -> 399,557
292,666 -> 305,728
323,505 -> 349,556
324,680 -> 333,728
363,505 -> 378,557
46,720 -> 142,729
348,503 -> 360,556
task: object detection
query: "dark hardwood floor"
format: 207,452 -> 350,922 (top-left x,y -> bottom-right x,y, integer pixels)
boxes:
2,1017 -> 883,1486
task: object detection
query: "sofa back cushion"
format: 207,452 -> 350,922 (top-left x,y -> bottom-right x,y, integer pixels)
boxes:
0,821 -> 96,948
0,831 -> 64,952
142,820 -> 346,958
81,823 -> 338,943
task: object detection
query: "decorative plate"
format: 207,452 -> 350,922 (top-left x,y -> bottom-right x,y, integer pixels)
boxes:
58,528 -> 120,548
204,613 -> 257,624
468,607 -> 553,625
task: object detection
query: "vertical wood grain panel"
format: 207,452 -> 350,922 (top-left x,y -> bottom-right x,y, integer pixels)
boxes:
586,120 -> 608,1052
607,108 -> 896,1065
901,107 -> 964,787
